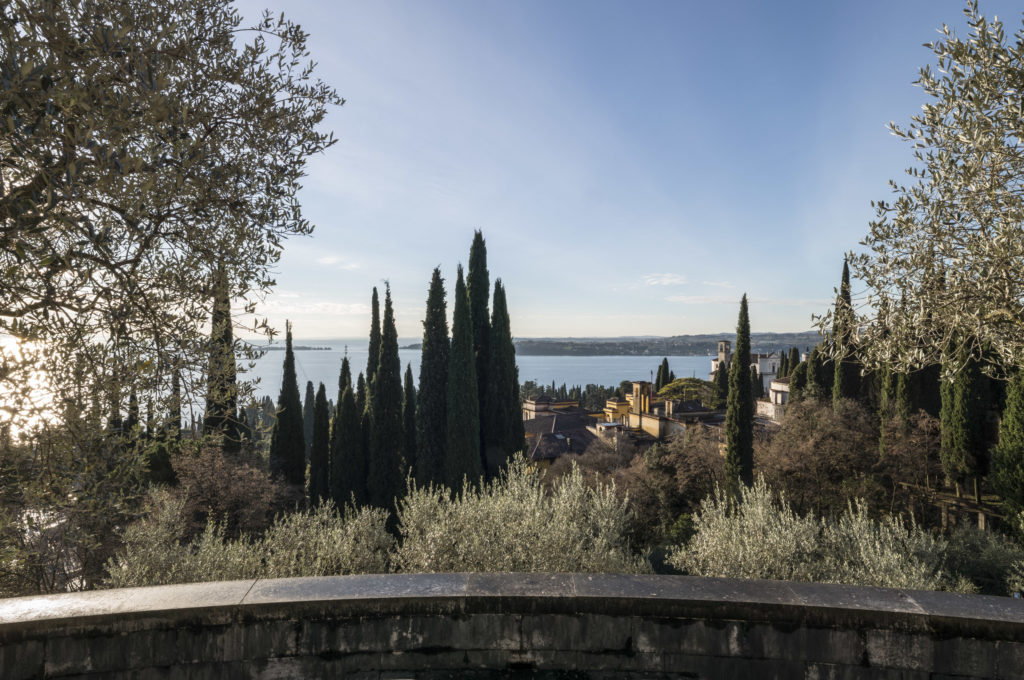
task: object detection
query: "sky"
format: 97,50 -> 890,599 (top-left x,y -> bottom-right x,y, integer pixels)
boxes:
231,0 -> 1024,340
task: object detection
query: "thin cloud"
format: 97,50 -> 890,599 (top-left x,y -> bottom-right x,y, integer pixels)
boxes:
315,255 -> 360,270
643,273 -> 688,286
701,280 -> 735,289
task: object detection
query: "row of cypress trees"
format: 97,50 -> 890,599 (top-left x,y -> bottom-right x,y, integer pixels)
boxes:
259,232 -> 523,511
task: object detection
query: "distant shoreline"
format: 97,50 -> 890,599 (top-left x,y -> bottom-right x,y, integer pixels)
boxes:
514,332 -> 822,357
260,345 -> 333,351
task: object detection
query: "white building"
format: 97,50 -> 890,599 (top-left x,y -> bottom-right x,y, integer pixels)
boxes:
709,340 -> 780,392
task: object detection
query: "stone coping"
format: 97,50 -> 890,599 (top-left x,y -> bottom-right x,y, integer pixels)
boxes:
1,573 -> 1023,638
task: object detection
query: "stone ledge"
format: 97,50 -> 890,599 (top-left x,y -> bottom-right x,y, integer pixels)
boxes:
1,574 -> 1023,679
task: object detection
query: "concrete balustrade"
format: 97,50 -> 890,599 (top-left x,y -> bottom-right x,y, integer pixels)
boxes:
2,573 -> 1024,678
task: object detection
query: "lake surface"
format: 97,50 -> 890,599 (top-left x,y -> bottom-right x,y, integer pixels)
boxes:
241,339 -> 714,400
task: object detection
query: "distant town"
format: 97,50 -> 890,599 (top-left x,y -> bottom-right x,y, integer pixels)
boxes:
513,332 -> 822,356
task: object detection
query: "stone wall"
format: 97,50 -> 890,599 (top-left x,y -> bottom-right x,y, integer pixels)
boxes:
2,573 -> 1024,678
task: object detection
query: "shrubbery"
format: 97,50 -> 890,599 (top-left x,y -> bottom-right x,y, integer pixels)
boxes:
101,450 -> 1024,596
392,457 -> 649,574
104,456 -> 648,586
666,478 -> 1021,594
104,491 -> 392,588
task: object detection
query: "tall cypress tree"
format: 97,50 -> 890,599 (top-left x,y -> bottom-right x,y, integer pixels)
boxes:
403,363 -> 417,478
778,352 -> 788,379
446,265 -> 483,491
788,347 -> 800,375
992,370 -> 1024,514
366,287 -> 381,387
832,259 -> 860,407
416,268 -> 450,486
329,355 -> 359,505
270,321 -> 305,486
302,380 -> 315,462
203,267 -> 239,451
789,362 -> 808,401
467,231 -> 491,467
367,284 -> 404,509
806,346 -> 826,400
339,355 -> 352,399
331,385 -> 364,507
309,382 -> 330,506
952,349 -> 990,502
713,364 -> 729,410
805,346 -> 822,399
483,280 -> 524,476
355,372 -> 367,419
655,358 -> 670,391
725,295 -> 754,491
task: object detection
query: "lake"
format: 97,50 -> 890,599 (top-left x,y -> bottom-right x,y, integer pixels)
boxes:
240,339 -> 714,400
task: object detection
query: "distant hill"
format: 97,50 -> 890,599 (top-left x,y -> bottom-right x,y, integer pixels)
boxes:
514,332 -> 823,356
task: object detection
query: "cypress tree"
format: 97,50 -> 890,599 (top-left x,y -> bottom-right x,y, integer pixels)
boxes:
403,363 -> 417,478
203,267 -> 239,451
788,347 -> 800,375
912,364 -> 943,418
778,352 -> 788,379
329,355 -> 357,505
303,380 -> 315,462
750,366 -> 763,400
713,364 -> 729,410
806,346 -> 826,400
992,370 -> 1024,514
356,370 -> 370,498
446,265 -> 483,492
952,349 -> 990,502
894,371 -> 912,423
416,268 -> 450,486
483,280 -> 524,476
940,349 -> 956,488
339,355 -> 352,398
367,284 -> 404,509
355,372 -> 367,418
725,295 -> 754,491
331,385 -> 364,508
467,231 -> 490,463
309,382 -> 330,506
366,287 -> 381,386
789,362 -> 808,401
832,259 -> 860,407
125,390 -> 140,433
657,358 -> 671,391
940,342 -> 990,499
270,321 -> 306,487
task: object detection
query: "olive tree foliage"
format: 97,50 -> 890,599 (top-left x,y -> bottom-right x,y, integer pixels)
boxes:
824,1 -> 1024,377
393,457 -> 650,574
667,478 -> 954,592
104,491 -> 392,588
0,0 -> 342,428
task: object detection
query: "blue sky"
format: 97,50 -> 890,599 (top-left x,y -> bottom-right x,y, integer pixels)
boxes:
232,0 -> 1024,339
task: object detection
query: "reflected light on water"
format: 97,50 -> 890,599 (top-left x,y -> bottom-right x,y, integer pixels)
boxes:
0,334 -> 56,436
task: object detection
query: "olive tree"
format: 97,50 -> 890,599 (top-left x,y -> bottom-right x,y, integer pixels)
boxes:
827,1 -> 1024,377
0,0 -> 342,427
0,0 -> 340,594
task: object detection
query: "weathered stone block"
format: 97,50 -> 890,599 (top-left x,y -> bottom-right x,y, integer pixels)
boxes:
865,629 -> 934,670
0,639 -> 43,680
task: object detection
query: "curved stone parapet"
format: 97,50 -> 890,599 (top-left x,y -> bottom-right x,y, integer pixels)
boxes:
1,573 -> 1023,678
